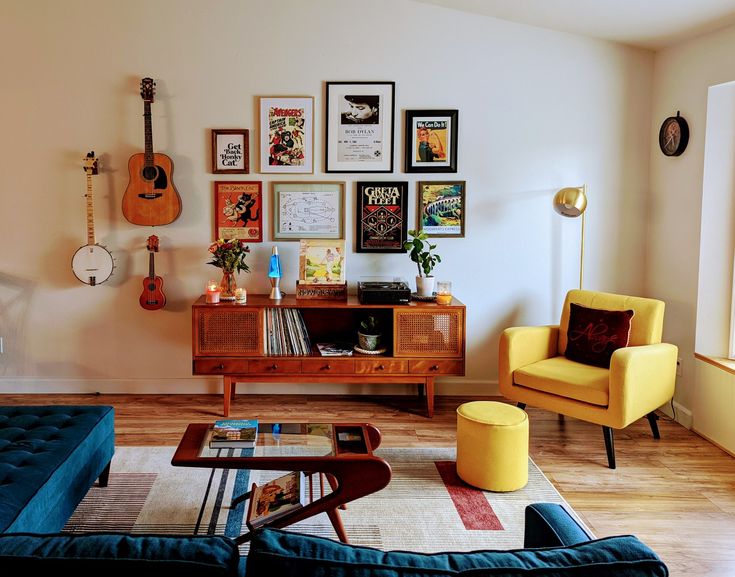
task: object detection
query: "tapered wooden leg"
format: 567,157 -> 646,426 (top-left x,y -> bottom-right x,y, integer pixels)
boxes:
223,376 -> 235,417
326,507 -> 348,543
425,377 -> 435,418
646,412 -> 661,439
417,383 -> 425,398
603,426 -> 616,469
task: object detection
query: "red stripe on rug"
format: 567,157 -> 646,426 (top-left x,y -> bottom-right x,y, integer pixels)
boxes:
434,461 -> 503,530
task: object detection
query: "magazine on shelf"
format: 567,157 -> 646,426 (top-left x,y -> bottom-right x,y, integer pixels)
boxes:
246,471 -> 307,530
317,342 -> 354,356
210,419 -> 259,448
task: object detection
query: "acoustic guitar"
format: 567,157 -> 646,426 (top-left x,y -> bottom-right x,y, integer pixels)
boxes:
122,77 -> 182,226
72,152 -> 115,286
139,235 -> 166,310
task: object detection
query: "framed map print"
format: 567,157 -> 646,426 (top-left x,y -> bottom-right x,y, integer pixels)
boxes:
356,181 -> 408,253
272,181 -> 345,240
417,181 -> 465,237
259,96 -> 314,173
405,110 -> 458,173
214,181 -> 263,242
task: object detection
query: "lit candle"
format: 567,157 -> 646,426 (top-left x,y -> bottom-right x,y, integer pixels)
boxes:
436,281 -> 452,305
235,287 -> 247,303
205,280 -> 221,304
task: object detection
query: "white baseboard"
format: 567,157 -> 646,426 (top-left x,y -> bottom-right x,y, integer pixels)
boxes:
659,400 -> 692,429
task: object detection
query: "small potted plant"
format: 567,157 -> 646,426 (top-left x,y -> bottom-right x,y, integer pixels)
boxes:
403,229 -> 441,297
357,315 -> 381,351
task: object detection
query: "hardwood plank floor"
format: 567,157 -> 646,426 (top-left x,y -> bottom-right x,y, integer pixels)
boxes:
2,392 -> 733,576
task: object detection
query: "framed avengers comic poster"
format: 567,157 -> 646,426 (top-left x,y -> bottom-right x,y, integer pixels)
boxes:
405,110 -> 458,173
325,81 -> 395,173
259,96 -> 314,174
356,181 -> 408,253
417,181 -> 465,237
214,181 -> 263,242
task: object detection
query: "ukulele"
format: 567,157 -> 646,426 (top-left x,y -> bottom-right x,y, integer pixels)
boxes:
139,235 -> 166,310
122,77 -> 182,226
71,152 -> 115,286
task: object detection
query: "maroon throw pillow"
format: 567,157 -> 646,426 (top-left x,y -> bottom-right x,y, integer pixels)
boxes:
565,303 -> 634,368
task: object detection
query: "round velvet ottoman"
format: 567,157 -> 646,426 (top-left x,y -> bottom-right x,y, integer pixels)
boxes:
456,401 -> 529,491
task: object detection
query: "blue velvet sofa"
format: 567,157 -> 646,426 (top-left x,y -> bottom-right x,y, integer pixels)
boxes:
0,503 -> 668,576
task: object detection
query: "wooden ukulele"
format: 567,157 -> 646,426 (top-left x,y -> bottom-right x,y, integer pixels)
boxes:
139,235 -> 166,310
71,152 -> 115,286
122,77 -> 182,226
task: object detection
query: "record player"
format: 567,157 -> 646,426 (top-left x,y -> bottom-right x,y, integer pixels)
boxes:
357,277 -> 411,304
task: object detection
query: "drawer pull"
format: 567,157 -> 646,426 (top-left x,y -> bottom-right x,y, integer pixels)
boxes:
430,365 -> 439,371
270,364 -> 278,370
322,364 -> 331,371
377,364 -> 385,371
217,364 -> 225,370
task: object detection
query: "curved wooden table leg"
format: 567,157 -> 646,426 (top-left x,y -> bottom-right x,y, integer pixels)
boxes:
326,506 -> 348,542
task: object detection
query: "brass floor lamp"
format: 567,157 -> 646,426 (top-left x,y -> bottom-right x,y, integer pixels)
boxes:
552,184 -> 588,290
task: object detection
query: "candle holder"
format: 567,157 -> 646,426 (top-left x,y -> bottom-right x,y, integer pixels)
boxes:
205,280 -> 221,304
436,280 -> 452,305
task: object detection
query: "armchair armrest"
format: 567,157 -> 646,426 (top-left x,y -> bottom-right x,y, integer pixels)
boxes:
499,326 -> 559,395
524,503 -> 594,548
608,343 -> 678,427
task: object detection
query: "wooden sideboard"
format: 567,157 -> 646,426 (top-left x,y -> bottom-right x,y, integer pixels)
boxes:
191,294 -> 466,417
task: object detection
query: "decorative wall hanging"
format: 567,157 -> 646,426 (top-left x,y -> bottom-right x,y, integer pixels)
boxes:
211,129 -> 249,173
404,109 -> 458,173
272,181 -> 345,240
214,181 -> 263,242
417,181 -> 466,238
259,96 -> 314,173
355,181 -> 408,253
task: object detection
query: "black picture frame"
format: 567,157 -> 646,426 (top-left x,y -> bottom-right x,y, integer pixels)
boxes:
325,81 -> 395,173
404,110 -> 458,173
417,180 -> 465,238
356,181 -> 408,252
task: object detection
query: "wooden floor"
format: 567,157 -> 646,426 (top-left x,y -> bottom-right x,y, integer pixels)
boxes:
3,392 -> 734,577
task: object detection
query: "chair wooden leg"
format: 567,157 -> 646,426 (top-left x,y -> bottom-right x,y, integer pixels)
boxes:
602,426 -> 616,469
517,402 -> 526,410
646,412 -> 661,439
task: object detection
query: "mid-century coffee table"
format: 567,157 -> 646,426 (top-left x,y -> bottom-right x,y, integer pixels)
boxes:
171,422 -> 391,544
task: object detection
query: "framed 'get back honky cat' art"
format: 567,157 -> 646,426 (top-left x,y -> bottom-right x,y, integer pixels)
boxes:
214,181 -> 263,242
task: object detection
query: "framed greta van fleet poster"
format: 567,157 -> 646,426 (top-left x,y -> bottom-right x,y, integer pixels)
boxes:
325,81 -> 395,173
405,110 -> 458,173
259,96 -> 314,173
214,181 -> 263,242
356,181 -> 408,253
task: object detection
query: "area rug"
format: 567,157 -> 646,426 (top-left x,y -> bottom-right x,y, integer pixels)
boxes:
63,447 -> 582,553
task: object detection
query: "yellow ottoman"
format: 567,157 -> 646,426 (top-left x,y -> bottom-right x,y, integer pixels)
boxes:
456,401 -> 529,491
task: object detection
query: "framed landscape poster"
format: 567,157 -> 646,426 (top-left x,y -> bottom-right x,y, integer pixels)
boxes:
211,129 -> 249,173
272,181 -> 345,240
259,96 -> 314,174
355,181 -> 408,253
405,110 -> 458,173
325,81 -> 395,173
214,181 -> 263,242
417,181 -> 465,238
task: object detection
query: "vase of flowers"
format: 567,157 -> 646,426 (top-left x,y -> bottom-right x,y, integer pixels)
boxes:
208,239 -> 251,300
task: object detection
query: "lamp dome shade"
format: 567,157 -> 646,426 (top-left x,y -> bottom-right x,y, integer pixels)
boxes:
553,186 -> 587,218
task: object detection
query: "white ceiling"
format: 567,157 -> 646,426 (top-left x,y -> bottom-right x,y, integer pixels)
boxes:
415,0 -> 735,50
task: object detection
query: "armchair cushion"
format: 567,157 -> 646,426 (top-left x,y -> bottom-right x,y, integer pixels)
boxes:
515,356 -> 609,406
564,303 -> 634,368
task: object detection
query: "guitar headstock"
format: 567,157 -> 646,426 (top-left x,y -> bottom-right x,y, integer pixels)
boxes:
83,151 -> 99,175
140,77 -> 156,103
146,235 -> 160,252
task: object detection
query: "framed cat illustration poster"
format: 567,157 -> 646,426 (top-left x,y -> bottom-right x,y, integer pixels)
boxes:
214,181 -> 263,242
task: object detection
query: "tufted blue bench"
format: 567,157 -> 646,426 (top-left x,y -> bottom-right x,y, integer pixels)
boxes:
0,405 -> 114,533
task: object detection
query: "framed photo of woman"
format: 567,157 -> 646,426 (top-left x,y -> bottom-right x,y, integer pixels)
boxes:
325,81 -> 395,173
405,110 -> 458,173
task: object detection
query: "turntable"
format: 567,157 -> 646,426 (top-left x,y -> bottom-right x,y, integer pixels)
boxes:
357,277 -> 411,304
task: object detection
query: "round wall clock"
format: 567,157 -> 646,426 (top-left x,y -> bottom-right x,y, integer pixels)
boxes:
659,111 -> 689,157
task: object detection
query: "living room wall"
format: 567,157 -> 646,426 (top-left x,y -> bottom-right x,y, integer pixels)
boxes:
0,0 -> 653,396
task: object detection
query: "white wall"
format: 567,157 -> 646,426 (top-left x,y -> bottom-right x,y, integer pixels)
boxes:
0,0 -> 653,395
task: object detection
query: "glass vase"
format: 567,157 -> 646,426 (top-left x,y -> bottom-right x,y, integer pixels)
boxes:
219,270 -> 237,301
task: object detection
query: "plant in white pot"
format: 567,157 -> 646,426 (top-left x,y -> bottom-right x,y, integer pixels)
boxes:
357,315 -> 382,351
404,229 -> 441,297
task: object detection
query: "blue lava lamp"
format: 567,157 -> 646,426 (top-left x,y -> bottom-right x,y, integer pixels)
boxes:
268,246 -> 282,300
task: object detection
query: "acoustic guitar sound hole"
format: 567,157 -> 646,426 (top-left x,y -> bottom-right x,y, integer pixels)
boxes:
142,165 -> 158,181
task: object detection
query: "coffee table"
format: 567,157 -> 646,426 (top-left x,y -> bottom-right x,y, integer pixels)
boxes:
171,422 -> 391,544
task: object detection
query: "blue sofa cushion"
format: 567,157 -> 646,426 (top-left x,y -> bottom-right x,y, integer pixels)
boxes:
0,405 -> 115,533
246,527 -> 668,577
0,533 -> 240,576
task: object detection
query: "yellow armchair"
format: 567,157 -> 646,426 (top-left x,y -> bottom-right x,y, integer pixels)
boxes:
499,290 -> 677,468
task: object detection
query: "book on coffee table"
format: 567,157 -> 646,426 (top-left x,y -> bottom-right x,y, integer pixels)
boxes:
246,471 -> 307,530
209,419 -> 258,448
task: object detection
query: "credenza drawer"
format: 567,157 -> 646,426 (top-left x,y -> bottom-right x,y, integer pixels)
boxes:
194,359 -> 249,374
301,359 -> 355,374
248,359 -> 302,374
409,360 -> 464,375
354,359 -> 408,374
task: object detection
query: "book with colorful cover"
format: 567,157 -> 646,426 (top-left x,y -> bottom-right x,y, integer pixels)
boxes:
246,471 -> 307,530
210,419 -> 258,448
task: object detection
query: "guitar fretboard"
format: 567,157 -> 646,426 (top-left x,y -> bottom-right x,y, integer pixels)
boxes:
143,100 -> 154,168
85,172 -> 96,245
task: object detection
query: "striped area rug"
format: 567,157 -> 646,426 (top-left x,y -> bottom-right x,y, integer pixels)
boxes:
63,447 -> 580,553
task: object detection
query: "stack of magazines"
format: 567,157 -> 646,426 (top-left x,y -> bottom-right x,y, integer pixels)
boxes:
246,471 -> 307,530
209,419 -> 258,449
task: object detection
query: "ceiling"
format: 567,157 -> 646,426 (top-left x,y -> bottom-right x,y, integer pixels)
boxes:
415,0 -> 735,50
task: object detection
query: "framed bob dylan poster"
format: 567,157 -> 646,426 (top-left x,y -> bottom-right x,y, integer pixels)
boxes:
325,81 -> 395,173
272,181 -> 345,240
211,129 -> 249,174
214,181 -> 263,242
259,96 -> 314,174
405,110 -> 458,173
356,181 -> 408,253
417,181 -> 465,238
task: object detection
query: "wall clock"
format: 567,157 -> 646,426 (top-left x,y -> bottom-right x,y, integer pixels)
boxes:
658,111 -> 689,157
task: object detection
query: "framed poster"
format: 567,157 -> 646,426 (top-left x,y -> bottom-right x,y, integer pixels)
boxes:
211,129 -> 249,173
214,181 -> 263,242
356,181 -> 408,253
259,96 -> 314,173
417,181 -> 465,238
405,110 -> 458,173
325,81 -> 395,173
299,239 -> 346,284
272,181 -> 345,240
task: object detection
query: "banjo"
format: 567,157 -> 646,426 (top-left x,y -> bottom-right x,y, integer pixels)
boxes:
72,152 -> 115,286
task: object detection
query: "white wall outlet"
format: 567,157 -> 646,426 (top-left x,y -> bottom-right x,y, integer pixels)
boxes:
676,356 -> 682,376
